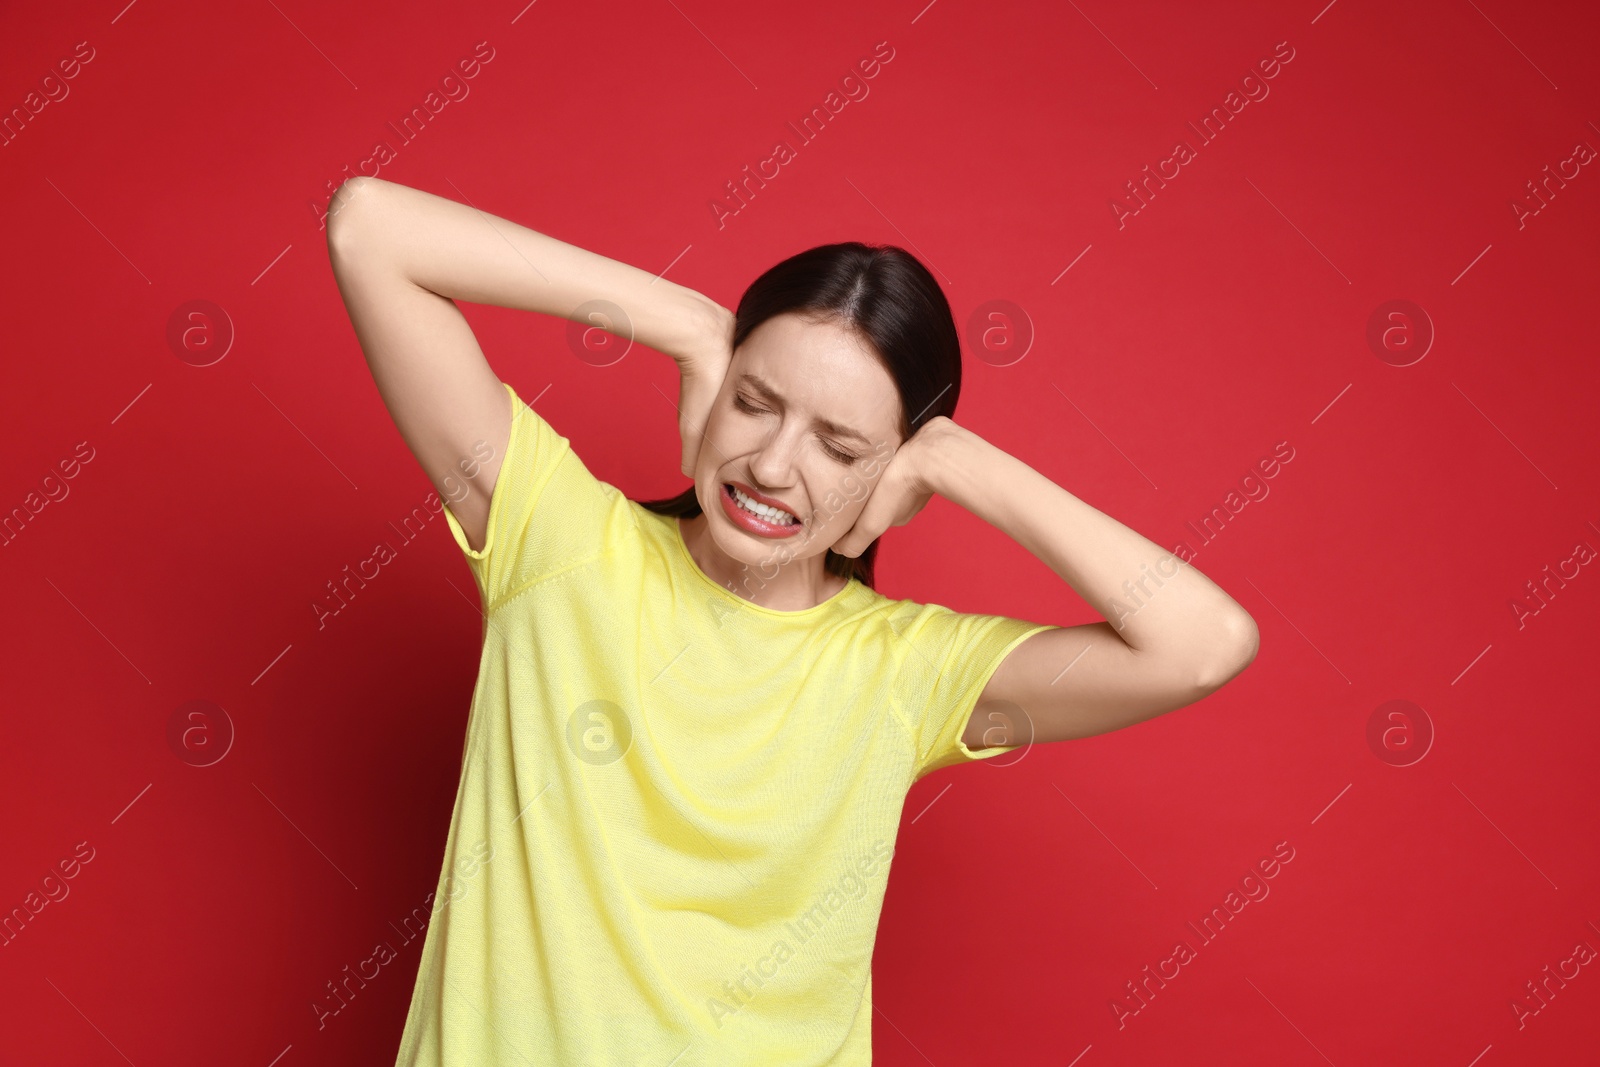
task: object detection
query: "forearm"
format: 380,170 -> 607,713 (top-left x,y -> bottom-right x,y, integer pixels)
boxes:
924,423 -> 1258,671
326,176 -> 722,362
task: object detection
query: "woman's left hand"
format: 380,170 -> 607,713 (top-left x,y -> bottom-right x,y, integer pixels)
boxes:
831,416 -> 958,559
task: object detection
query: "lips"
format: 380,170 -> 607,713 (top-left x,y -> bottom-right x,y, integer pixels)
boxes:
727,480 -> 798,519
718,481 -> 802,539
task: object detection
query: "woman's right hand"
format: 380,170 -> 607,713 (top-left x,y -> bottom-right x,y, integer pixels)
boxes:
673,302 -> 736,478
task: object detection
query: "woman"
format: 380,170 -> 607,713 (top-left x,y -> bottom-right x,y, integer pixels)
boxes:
326,176 -> 1258,1065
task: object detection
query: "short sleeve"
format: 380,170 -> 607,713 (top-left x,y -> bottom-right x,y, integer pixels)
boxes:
890,602 -> 1059,781
441,381 -> 620,613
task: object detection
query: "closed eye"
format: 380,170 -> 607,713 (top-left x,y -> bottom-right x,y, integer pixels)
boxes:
735,393 -> 859,464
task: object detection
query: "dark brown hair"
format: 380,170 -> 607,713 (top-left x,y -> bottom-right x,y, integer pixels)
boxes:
633,241 -> 962,590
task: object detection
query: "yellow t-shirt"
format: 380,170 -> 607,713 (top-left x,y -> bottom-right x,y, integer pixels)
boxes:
395,381 -> 1057,1066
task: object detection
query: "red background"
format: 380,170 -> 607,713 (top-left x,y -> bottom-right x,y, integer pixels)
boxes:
3,1 -> 1598,1063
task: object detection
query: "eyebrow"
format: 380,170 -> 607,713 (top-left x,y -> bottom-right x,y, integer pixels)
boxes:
736,373 -> 873,446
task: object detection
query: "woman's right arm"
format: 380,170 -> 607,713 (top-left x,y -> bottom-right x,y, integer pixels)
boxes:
324,175 -> 731,552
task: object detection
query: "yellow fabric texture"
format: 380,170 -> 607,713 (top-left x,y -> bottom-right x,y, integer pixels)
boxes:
394,381 -> 1057,1066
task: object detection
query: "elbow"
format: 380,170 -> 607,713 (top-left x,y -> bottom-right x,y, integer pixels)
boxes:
1196,611 -> 1259,692
325,176 -> 384,255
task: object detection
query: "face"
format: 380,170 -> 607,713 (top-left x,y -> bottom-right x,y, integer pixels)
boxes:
691,311 -> 905,570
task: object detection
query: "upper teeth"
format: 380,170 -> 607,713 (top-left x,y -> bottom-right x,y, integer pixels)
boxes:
731,485 -> 796,525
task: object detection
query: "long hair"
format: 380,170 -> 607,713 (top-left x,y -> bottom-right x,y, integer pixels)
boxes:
633,241 -> 963,590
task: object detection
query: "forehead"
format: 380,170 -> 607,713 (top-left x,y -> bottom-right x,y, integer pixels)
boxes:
737,313 -> 903,442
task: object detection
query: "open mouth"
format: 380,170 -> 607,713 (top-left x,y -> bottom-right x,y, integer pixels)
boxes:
721,482 -> 801,532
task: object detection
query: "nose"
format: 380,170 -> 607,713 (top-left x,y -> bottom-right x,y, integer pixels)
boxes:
746,421 -> 802,492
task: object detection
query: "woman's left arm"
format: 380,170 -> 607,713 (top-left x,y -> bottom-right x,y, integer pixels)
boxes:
834,417 -> 1260,744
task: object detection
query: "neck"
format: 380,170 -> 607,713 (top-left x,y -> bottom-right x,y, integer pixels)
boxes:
677,513 -> 845,611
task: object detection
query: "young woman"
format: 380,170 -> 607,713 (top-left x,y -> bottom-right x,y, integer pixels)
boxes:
326,176 -> 1259,1066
